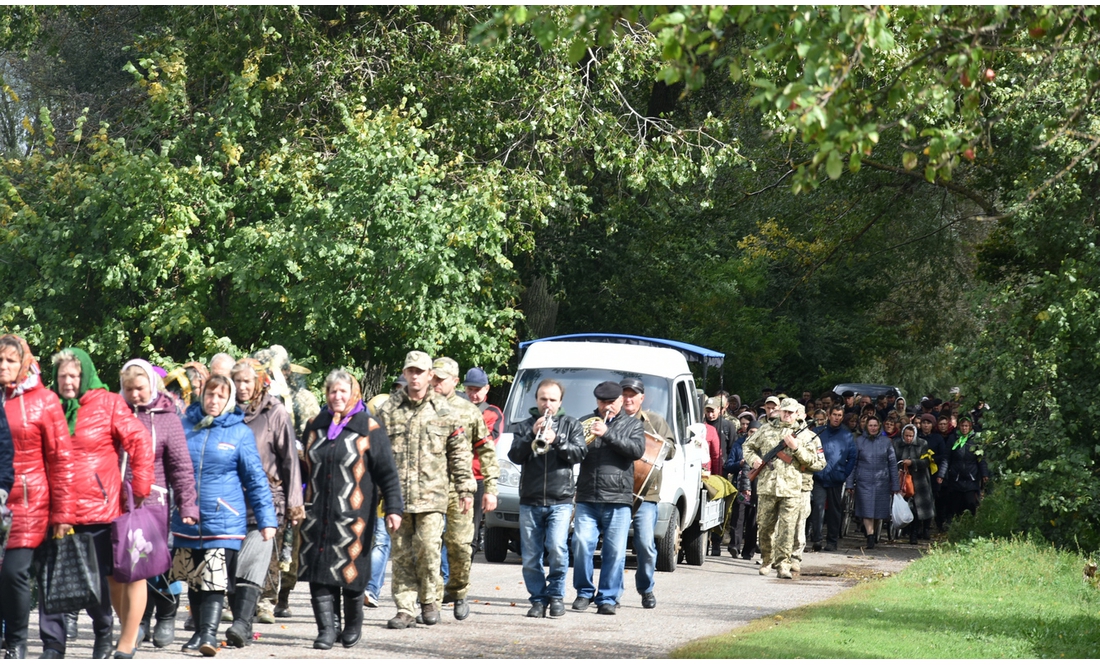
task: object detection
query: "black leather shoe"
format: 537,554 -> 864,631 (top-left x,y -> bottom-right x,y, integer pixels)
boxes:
91,633 -> 113,660
596,603 -> 617,615
812,541 -> 823,552
571,596 -> 591,612
641,592 -> 656,609
526,602 -> 546,618
824,542 -> 838,551
64,612 -> 79,642
5,643 -> 26,660
866,534 -> 876,549
548,598 -> 565,617
39,648 -> 64,659
453,599 -> 469,621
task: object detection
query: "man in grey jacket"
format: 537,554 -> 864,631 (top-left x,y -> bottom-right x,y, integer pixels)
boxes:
571,381 -> 645,616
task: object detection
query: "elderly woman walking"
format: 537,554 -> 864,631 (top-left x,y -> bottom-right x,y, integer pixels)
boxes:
171,374 -> 277,657
299,370 -> 403,650
846,415 -> 899,549
120,359 -> 200,649
893,424 -> 936,543
225,359 -> 303,648
41,349 -> 155,659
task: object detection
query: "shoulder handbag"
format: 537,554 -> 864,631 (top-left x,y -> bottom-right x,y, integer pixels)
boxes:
39,531 -> 100,614
110,452 -> 171,583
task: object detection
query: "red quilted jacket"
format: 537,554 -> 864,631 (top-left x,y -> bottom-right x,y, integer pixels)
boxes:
68,389 -> 153,525
4,379 -> 75,549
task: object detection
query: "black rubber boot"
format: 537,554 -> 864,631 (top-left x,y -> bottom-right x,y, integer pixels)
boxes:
225,584 -> 261,648
152,592 -> 179,648
197,591 -> 224,657
339,593 -> 364,648
310,595 -> 337,650
182,590 -> 204,653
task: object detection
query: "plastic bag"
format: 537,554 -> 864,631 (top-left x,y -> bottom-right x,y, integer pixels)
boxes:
891,492 -> 914,527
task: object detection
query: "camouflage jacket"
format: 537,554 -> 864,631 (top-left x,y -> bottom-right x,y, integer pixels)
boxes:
378,389 -> 475,513
445,391 -> 499,496
742,419 -> 825,498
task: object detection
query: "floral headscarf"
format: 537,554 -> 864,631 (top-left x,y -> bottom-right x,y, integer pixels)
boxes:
0,334 -> 40,401
233,358 -> 271,416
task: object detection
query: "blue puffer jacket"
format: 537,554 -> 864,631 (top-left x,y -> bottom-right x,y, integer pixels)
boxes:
812,424 -> 858,488
171,403 -> 276,550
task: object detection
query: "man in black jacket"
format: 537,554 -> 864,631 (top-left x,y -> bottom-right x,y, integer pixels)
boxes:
704,397 -> 736,556
571,382 -> 645,616
508,379 -> 587,619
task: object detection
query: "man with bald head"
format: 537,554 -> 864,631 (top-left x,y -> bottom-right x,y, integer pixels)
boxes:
209,352 -> 235,377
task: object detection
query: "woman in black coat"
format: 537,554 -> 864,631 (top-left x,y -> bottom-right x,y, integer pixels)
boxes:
298,370 -> 403,650
940,415 -> 989,528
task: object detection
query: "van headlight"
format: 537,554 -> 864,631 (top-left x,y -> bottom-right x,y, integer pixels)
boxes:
499,459 -> 521,488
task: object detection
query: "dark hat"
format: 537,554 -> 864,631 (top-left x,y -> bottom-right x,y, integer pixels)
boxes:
594,381 -> 623,401
620,377 -> 645,394
463,367 -> 489,388
920,414 -> 936,424
841,390 -> 855,398
885,388 -> 900,398
748,420 -> 763,430
394,375 -> 408,387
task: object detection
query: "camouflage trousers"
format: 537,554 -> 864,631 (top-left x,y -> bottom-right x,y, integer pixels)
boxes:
437,491 -> 475,601
391,511 -> 446,615
757,493 -> 801,570
258,522 -> 287,613
790,489 -> 813,569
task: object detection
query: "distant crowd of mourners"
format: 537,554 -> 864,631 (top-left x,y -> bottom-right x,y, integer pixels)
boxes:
699,387 -> 989,579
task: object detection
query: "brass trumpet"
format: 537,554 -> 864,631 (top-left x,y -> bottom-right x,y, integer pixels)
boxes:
532,408 -> 556,455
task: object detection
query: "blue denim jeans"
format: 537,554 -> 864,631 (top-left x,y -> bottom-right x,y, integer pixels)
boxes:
518,503 -> 573,605
633,501 -> 658,595
366,514 -> 390,599
572,502 -> 631,607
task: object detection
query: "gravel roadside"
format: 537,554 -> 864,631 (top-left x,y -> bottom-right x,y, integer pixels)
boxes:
50,534 -> 922,659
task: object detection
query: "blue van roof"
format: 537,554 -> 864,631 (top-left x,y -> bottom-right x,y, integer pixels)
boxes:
519,334 -> 724,369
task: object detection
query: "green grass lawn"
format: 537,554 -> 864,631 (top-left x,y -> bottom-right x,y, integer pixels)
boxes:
671,538 -> 1100,658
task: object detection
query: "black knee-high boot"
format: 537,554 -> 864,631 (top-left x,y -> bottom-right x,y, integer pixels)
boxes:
340,591 -> 364,648
310,590 -> 337,650
152,591 -> 179,648
225,583 -> 261,648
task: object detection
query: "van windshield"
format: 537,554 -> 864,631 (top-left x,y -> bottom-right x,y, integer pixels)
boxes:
505,368 -> 670,429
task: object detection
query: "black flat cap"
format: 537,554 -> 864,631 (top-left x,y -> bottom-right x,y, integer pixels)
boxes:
620,377 -> 645,394
594,381 -> 623,400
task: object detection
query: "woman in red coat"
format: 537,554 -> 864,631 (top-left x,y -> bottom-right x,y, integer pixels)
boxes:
43,348 -> 154,659
0,334 -> 75,660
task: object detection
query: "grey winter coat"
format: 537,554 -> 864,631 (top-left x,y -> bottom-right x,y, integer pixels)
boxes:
847,433 -> 900,520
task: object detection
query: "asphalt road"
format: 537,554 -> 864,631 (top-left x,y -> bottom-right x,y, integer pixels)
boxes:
49,533 -> 921,659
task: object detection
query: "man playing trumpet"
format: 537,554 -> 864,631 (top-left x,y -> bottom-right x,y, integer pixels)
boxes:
571,381 -> 645,616
507,379 -> 587,619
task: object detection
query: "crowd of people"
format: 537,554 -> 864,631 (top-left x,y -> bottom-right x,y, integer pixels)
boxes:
0,329 -> 992,657
0,335 -> 507,658
706,387 -> 989,569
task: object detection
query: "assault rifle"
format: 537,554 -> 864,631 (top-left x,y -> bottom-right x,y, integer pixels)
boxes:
747,423 -> 815,482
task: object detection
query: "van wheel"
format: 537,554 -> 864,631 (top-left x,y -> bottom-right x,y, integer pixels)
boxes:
656,505 -> 681,572
681,522 -> 706,566
483,526 -> 509,563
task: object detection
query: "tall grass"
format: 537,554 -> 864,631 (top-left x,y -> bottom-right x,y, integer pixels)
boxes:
671,538 -> 1100,658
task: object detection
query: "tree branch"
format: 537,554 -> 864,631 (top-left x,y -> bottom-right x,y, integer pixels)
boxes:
863,158 -> 995,214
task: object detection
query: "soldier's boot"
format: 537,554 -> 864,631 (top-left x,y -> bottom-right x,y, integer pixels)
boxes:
225,583 -> 261,648
420,603 -> 440,626
776,564 -> 793,579
758,562 -> 772,576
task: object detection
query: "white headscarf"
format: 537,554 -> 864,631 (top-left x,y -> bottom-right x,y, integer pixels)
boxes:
119,358 -> 159,407
194,375 -> 237,430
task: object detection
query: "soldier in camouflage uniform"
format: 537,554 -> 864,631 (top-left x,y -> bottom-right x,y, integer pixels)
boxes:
429,357 -> 499,621
789,404 -> 821,574
377,351 -> 476,629
743,398 -> 825,579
